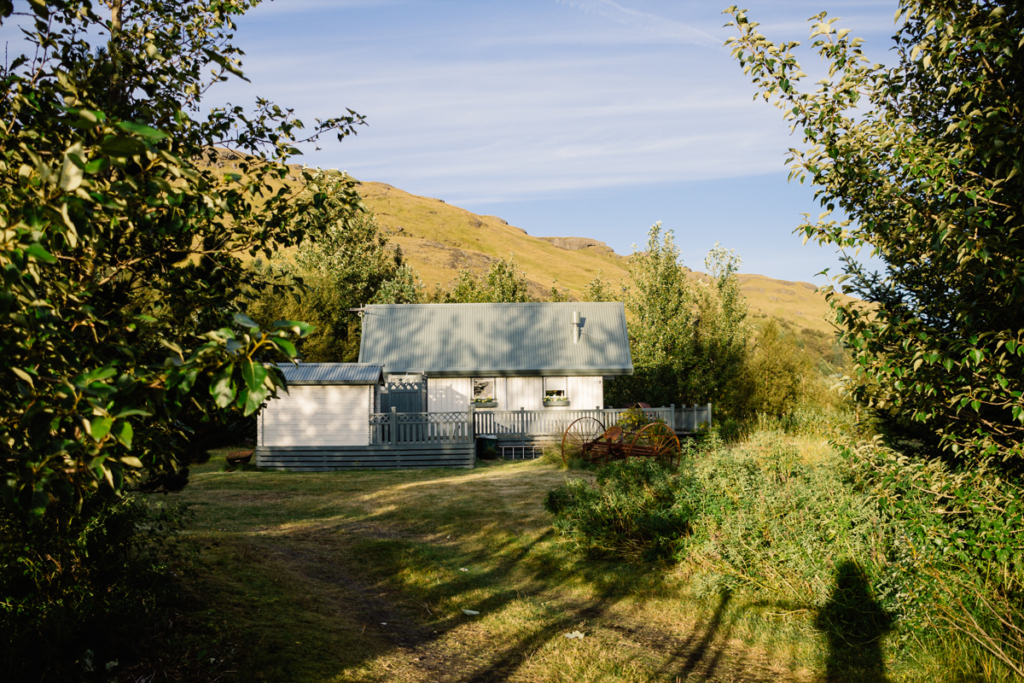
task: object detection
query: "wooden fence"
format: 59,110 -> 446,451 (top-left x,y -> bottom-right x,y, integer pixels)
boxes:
472,406 -> 675,438
365,404 -> 712,444
369,408 -> 472,445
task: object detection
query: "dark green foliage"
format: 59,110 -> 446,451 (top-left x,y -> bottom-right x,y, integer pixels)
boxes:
0,0 -> 339,515
727,1 -> 1024,466
0,494 -> 194,681
544,459 -> 694,561
607,228 -> 751,415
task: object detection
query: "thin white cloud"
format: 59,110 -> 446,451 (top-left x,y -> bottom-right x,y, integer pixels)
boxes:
556,0 -> 721,47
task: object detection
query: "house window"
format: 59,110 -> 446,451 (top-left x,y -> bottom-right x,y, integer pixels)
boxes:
544,377 -> 568,400
472,378 -> 495,403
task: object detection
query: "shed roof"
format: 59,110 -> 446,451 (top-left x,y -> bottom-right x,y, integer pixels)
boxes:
358,302 -> 633,377
278,363 -> 383,385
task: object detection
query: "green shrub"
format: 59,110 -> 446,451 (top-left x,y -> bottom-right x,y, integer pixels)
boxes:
544,459 -> 695,561
0,494 -> 195,681
679,433 -> 885,605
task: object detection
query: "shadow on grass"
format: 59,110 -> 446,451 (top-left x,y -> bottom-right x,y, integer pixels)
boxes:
815,560 -> 893,683
180,460 -> 807,682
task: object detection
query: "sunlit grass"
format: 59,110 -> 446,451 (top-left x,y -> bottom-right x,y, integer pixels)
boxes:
169,440 -> 991,682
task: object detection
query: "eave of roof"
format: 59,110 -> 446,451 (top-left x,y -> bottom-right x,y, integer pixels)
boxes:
277,363 -> 383,385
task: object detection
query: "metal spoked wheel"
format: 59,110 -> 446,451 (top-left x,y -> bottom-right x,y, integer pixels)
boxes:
561,417 -> 605,465
629,422 -> 681,469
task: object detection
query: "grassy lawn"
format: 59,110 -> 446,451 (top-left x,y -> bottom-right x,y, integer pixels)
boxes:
168,451 -> 865,683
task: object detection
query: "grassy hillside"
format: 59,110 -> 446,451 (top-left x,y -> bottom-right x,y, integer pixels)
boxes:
355,180 -> 846,335
356,181 -> 629,301
204,150 -> 848,335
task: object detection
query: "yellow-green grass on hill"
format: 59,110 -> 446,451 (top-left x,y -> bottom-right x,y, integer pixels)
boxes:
202,150 -> 850,336
355,181 -> 629,301
357,180 -> 847,335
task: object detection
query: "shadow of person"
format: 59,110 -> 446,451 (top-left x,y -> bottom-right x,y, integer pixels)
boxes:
815,560 -> 893,683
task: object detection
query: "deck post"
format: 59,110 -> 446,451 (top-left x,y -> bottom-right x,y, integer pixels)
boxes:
669,404 -> 675,432
468,404 -> 475,441
390,407 -> 399,467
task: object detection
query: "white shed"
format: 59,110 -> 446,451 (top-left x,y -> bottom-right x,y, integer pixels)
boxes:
258,363 -> 383,448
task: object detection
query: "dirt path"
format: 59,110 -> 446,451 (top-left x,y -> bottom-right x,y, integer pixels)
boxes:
246,524 -> 808,683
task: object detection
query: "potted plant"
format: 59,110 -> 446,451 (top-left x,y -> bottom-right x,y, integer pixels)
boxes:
543,395 -> 570,408
471,397 -> 497,408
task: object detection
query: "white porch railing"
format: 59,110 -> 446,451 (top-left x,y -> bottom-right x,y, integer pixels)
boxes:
369,404 -> 713,445
369,409 -> 472,445
473,406 -> 675,438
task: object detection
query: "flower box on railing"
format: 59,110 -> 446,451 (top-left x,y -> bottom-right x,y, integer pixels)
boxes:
543,399 -> 570,408
471,399 -> 497,409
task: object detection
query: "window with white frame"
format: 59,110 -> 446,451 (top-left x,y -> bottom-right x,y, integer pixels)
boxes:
544,377 -> 568,401
472,378 -> 495,403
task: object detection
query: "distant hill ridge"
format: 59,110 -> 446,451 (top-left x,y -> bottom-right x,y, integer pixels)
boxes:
203,150 -> 843,335
353,180 -> 843,335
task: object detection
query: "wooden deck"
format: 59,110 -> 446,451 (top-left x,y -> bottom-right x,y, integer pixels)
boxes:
255,443 -> 474,471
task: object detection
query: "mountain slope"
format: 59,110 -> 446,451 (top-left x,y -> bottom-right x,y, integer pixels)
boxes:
355,181 -> 844,335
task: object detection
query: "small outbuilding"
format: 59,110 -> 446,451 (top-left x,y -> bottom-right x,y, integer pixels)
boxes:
257,363 -> 383,448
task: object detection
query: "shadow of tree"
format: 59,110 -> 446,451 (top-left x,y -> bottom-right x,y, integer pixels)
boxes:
815,560 -> 893,683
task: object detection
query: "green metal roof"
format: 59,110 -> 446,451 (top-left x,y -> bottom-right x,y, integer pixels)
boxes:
358,302 -> 633,377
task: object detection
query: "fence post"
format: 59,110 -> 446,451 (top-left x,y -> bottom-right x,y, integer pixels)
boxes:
707,403 -> 713,428
520,407 -> 526,435
669,404 -> 675,432
390,404 -> 398,446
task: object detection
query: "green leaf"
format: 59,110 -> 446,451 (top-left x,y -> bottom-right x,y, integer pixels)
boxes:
241,359 -> 268,392
100,135 -> 148,157
210,370 -> 236,408
269,336 -> 297,357
88,416 -> 113,442
244,385 -> 269,416
233,312 -> 259,329
11,367 -> 34,388
26,243 -> 57,264
112,420 -> 134,449
117,121 -> 169,140
273,320 -> 316,337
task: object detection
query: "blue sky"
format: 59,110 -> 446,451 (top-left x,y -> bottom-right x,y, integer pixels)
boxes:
8,0 -> 901,283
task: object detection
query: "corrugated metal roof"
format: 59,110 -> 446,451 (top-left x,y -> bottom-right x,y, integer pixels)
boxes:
278,363 -> 383,385
358,302 -> 633,377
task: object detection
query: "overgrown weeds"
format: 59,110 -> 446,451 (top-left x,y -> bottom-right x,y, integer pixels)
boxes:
0,494 -> 195,682
544,459 -> 694,561
543,423 -> 1024,681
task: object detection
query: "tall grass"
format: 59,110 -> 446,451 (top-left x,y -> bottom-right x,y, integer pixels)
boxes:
544,415 -> 1024,681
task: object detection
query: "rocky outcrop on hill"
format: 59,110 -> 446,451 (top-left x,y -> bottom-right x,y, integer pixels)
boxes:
540,236 -> 613,253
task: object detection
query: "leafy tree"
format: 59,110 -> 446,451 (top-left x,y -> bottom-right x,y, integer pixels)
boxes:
249,170 -> 423,362
435,254 -> 534,303
0,0 -> 359,515
609,225 -> 751,412
582,270 -> 614,302
746,320 -> 812,417
726,2 -> 1023,466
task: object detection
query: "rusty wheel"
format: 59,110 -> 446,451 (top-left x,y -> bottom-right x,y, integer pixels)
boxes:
629,422 -> 681,469
561,417 -> 605,464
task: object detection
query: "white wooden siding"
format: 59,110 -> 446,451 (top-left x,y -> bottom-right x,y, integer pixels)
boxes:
568,376 -> 604,409
425,376 -> 604,413
427,378 -> 472,412
262,385 -> 371,446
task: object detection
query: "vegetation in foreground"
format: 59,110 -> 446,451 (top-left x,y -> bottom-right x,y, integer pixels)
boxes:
11,417 -> 1006,683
